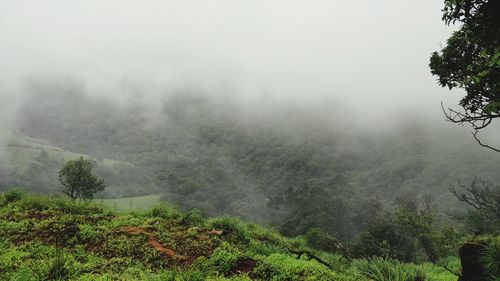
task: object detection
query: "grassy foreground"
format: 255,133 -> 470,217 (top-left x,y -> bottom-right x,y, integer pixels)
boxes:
0,190 -> 457,281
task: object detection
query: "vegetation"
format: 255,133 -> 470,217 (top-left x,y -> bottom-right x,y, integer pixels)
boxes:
430,0 -> 500,151
449,179 -> 500,235
0,191 -> 459,281
0,2 -> 497,280
1,85 -> 499,280
451,178 -> 500,220
58,157 -> 106,201
5,89 -> 500,239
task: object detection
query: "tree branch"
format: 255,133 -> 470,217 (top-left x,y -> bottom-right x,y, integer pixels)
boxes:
472,130 -> 500,153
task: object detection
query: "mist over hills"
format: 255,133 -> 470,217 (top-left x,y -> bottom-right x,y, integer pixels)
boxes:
1,80 -> 498,240
1,0 -> 500,279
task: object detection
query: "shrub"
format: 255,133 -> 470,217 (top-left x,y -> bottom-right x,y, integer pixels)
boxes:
253,253 -> 336,281
4,189 -> 25,203
149,204 -> 183,220
208,216 -> 250,244
304,227 -> 339,252
351,218 -> 418,262
181,209 -> 204,226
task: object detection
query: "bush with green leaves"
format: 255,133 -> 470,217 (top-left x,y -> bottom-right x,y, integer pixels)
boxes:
181,209 -> 204,226
148,204 -> 183,220
3,188 -> 25,204
304,227 -> 340,253
253,253 -> 337,281
351,216 -> 418,262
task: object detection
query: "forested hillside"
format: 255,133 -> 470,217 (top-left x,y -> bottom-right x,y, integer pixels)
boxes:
2,84 -> 500,242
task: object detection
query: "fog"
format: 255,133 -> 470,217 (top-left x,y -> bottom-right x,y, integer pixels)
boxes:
1,0 -> 499,231
2,2 -> 500,273
1,0 -> 461,116
1,0 -> 482,180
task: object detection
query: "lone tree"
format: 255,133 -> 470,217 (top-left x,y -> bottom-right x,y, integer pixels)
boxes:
58,157 -> 106,201
430,0 -> 500,151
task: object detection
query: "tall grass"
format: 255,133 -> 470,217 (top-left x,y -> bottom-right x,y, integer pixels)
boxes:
355,258 -> 426,281
480,237 -> 500,280
30,247 -> 74,281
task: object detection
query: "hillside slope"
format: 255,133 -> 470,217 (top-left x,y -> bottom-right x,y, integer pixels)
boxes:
6,134 -> 133,172
0,191 -> 456,281
2,134 -> 153,198
9,90 -> 500,239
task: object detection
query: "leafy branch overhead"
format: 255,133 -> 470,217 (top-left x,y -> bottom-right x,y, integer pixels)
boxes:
430,0 -> 500,151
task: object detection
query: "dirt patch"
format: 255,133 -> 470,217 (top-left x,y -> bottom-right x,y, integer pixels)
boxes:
229,258 -> 257,275
147,238 -> 179,258
119,226 -> 182,259
120,226 -> 154,236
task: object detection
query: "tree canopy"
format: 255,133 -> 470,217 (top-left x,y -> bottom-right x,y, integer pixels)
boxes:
58,157 -> 106,201
430,0 -> 500,151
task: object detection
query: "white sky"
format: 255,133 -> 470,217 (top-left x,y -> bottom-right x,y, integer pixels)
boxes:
0,0 -> 461,125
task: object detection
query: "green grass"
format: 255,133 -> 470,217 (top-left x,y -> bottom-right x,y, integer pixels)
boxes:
0,190 -> 460,281
100,195 -> 162,212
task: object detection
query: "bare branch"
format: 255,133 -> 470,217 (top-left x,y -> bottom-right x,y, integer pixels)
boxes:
441,102 -> 500,152
472,130 -> 500,153
450,178 -> 500,219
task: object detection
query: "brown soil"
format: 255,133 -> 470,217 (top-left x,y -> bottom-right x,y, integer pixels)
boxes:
229,258 -> 257,275
119,226 -> 182,259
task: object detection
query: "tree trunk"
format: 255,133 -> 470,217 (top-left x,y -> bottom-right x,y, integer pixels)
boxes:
458,241 -> 487,281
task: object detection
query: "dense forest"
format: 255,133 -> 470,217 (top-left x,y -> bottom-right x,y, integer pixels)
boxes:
1,83 -> 499,240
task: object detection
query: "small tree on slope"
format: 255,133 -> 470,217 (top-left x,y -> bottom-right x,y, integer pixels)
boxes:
58,157 -> 105,201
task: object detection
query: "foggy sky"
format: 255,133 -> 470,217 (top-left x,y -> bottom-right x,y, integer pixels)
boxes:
0,0 -> 461,135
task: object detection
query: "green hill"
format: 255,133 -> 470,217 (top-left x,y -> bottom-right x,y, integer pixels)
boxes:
2,134 -> 153,198
11,90 -> 500,240
0,191 -> 456,281
6,134 -> 133,174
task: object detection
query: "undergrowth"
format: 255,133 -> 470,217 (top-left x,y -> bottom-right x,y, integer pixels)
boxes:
0,190 -> 460,280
